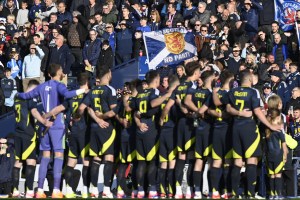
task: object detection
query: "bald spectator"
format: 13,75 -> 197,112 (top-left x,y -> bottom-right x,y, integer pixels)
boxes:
48,34 -> 74,84
190,2 -> 211,25
285,87 -> 300,114
272,33 -> 288,68
269,21 -> 287,45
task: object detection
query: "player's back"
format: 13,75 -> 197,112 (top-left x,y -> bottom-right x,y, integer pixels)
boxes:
14,98 -> 36,135
37,80 -> 66,112
228,86 -> 260,113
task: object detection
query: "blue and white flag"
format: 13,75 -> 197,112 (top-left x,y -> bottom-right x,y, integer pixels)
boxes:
143,28 -> 197,70
274,0 -> 300,31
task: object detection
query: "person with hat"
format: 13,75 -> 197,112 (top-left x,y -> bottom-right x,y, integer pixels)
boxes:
270,70 -> 288,109
262,82 -> 274,103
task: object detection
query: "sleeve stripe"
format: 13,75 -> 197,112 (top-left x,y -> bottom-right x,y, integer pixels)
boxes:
107,85 -> 117,96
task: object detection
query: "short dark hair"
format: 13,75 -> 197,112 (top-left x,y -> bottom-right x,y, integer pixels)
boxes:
102,40 -> 109,46
96,66 -> 110,79
201,70 -> 214,82
168,3 -> 176,9
33,34 -> 40,38
239,69 -> 252,83
290,62 -> 298,69
4,67 -> 11,72
168,74 -> 179,88
145,70 -> 159,84
271,21 -> 279,26
219,70 -> 234,85
294,106 -> 300,111
48,63 -> 62,77
78,72 -> 89,86
50,12 -> 57,17
185,61 -> 200,77
28,79 -> 40,88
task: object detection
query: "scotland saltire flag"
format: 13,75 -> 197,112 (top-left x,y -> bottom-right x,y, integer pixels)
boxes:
274,0 -> 300,31
143,28 -> 197,70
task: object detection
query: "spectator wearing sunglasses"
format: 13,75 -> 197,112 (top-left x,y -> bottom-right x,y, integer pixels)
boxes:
262,82 -> 273,102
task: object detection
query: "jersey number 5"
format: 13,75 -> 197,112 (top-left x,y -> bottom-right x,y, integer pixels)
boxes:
94,98 -> 103,113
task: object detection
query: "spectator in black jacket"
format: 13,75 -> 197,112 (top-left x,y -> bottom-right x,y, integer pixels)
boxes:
225,44 -> 245,75
133,30 -> 146,58
0,0 -> 18,19
98,40 -> 114,69
258,0 -> 274,33
83,0 -> 102,21
48,34 -> 74,84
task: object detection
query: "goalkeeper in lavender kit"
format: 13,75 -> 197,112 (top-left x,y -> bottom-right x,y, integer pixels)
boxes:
16,64 -> 86,198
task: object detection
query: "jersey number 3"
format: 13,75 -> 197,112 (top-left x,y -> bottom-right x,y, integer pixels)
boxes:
15,104 -> 21,122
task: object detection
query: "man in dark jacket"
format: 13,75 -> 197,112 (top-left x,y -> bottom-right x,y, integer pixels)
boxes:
67,11 -> 88,72
57,2 -> 72,24
258,0 -> 274,33
116,20 -> 133,65
48,34 -> 74,84
98,40 -> 114,69
240,0 -> 263,41
162,3 -> 184,28
83,0 -> 102,21
70,0 -> 89,14
0,0 -> 18,18
225,45 -> 245,76
190,2 -> 211,25
82,29 -> 102,72
272,33 -> 288,68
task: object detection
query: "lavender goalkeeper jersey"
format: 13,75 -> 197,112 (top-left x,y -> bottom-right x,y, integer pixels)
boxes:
18,80 -> 78,128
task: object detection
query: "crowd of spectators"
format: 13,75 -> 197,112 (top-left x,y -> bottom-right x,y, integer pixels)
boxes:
0,0 -> 299,115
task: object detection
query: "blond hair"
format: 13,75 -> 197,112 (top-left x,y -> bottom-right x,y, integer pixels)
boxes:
7,14 -> 15,21
267,95 -> 282,110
